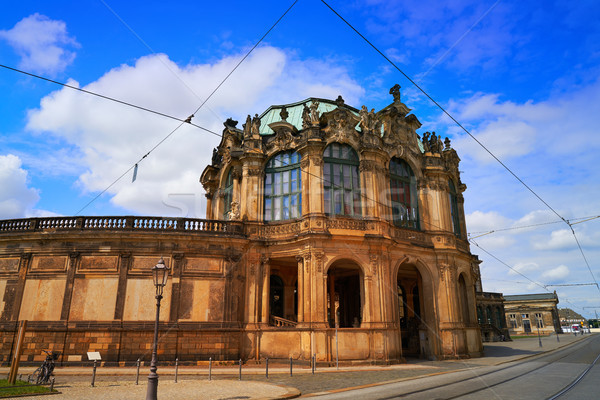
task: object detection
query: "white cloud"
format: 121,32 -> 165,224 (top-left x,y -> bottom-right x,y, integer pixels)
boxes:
447,78 -> 600,163
508,262 -> 539,276
466,210 -> 512,233
0,154 -> 40,219
0,13 -> 79,75
25,47 -> 364,217
542,265 -> 570,282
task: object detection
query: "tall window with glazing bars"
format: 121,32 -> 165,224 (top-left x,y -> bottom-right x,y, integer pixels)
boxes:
389,158 -> 419,229
222,169 -> 234,218
449,179 -> 461,235
264,151 -> 302,221
323,143 -> 361,217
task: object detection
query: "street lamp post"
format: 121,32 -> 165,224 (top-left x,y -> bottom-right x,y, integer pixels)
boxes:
146,257 -> 170,400
536,316 -> 542,348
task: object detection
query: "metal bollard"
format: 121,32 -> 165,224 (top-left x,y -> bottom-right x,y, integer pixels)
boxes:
289,357 -> 293,377
312,354 -> 315,374
265,357 -> 269,379
209,357 -> 212,381
50,378 -> 55,391
135,358 -> 140,385
91,359 -> 97,387
557,332 -> 560,342
175,358 -> 178,383
238,358 -> 242,381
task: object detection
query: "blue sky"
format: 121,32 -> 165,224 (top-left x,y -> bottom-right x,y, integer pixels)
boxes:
1,0 -> 599,318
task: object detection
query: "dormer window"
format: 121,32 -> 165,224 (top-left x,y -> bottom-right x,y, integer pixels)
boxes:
264,151 -> 301,221
323,143 -> 361,217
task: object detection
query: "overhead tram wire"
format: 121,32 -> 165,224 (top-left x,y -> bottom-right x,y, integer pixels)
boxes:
469,239 -> 585,312
71,0 -> 299,215
319,0 -> 600,296
319,0 -> 566,224
467,215 -> 600,237
0,64 -> 221,139
98,0 -> 224,124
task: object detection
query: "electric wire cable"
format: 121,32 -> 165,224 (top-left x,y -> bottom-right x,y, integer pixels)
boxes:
0,64 -> 221,138
319,0 -> 599,296
70,0 -> 299,214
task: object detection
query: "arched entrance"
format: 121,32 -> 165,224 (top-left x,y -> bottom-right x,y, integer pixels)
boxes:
270,275 -> 285,319
327,260 -> 363,328
397,263 -> 424,356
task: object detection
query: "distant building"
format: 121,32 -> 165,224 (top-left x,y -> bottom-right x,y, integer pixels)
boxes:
558,308 -> 587,332
473,260 -> 510,342
504,293 -> 561,335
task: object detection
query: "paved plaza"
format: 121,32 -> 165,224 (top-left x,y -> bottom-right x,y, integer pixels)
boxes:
1,333 -> 591,399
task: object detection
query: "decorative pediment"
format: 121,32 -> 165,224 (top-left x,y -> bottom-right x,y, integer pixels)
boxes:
321,108 -> 360,143
265,121 -> 301,151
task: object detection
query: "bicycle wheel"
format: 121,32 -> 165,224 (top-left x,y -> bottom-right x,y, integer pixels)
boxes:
33,366 -> 44,385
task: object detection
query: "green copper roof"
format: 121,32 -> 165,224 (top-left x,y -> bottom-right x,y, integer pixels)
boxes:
258,98 -> 359,135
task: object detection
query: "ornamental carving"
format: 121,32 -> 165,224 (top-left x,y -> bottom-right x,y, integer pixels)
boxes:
321,108 -> 360,144
326,218 -> 367,231
369,254 -> 378,276
439,262 -> 449,282
247,168 -> 262,176
300,158 -> 310,169
231,167 -> 242,180
359,105 -> 382,135
312,157 -> 324,167
359,160 -> 377,173
260,221 -> 301,237
314,252 -> 324,273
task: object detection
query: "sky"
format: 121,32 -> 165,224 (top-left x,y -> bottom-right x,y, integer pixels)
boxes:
1,0 -> 599,318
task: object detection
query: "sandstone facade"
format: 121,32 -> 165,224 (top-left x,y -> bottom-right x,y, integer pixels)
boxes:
0,87 -> 482,365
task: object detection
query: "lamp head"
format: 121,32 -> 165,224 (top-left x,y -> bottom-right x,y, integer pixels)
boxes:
152,257 -> 170,296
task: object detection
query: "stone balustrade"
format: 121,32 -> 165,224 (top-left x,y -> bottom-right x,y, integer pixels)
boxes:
0,215 -> 438,247
0,216 -> 243,235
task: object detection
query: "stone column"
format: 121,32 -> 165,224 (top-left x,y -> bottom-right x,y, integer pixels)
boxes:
328,273 -> 335,326
260,257 -> 270,327
205,191 -> 214,220
296,256 -> 304,323
311,252 -> 327,327
359,160 -> 378,218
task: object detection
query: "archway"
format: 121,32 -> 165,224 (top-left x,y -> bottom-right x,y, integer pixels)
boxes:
270,275 -> 284,319
327,260 -> 363,328
397,263 -> 424,356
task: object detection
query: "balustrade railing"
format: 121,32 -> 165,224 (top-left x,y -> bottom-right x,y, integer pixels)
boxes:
270,316 -> 297,328
0,216 -> 244,235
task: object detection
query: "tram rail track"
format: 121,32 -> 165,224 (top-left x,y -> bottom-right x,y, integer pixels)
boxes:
375,334 -> 599,400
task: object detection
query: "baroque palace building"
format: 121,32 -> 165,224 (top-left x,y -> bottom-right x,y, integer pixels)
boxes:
0,86 -> 483,365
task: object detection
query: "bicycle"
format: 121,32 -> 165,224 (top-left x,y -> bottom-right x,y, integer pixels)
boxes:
31,350 -> 59,385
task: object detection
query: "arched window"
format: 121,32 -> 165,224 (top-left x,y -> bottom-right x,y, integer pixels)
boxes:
390,158 -> 419,229
323,143 -> 361,217
449,180 -> 461,236
264,151 -> 301,221
222,169 -> 234,218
